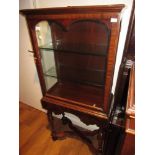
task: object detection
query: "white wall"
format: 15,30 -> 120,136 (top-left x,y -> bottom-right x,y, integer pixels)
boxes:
19,0 -> 133,130
19,0 -> 44,111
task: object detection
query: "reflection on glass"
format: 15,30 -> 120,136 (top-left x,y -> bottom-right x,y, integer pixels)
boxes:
35,20 -> 109,89
35,21 -> 57,91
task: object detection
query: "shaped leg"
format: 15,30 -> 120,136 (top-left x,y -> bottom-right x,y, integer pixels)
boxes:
47,110 -> 57,140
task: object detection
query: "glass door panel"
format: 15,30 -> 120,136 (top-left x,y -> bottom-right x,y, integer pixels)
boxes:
35,21 -> 57,90
35,19 -> 110,91
50,20 -> 110,87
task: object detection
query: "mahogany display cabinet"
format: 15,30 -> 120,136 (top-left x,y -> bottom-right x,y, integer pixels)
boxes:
20,5 -> 125,154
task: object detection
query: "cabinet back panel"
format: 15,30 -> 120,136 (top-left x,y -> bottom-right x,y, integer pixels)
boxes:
55,52 -> 106,86
50,20 -> 110,86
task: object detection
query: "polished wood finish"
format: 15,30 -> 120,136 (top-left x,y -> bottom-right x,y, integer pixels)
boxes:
119,133 -> 135,155
20,5 -> 124,154
119,64 -> 135,155
47,82 -> 104,110
126,64 -> 135,118
51,20 -> 109,87
114,1 -> 135,110
20,5 -> 124,113
20,4 -> 125,16
20,102 -> 93,155
111,1 -> 135,154
125,64 -> 135,134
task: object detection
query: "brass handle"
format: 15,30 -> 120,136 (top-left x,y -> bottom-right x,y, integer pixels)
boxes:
28,50 -> 34,53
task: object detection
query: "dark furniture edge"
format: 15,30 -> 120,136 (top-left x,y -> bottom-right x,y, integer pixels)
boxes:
20,4 -> 125,15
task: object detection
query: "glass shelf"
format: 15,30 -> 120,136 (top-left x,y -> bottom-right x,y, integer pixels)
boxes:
39,42 -> 108,56
35,20 -> 109,90
43,65 -> 105,87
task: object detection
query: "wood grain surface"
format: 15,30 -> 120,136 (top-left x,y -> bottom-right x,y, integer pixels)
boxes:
20,102 -> 92,155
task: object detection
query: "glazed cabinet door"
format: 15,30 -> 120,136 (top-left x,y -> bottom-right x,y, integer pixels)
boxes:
23,5 -> 124,114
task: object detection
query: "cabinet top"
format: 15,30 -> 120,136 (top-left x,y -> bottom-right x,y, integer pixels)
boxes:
20,4 -> 125,16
